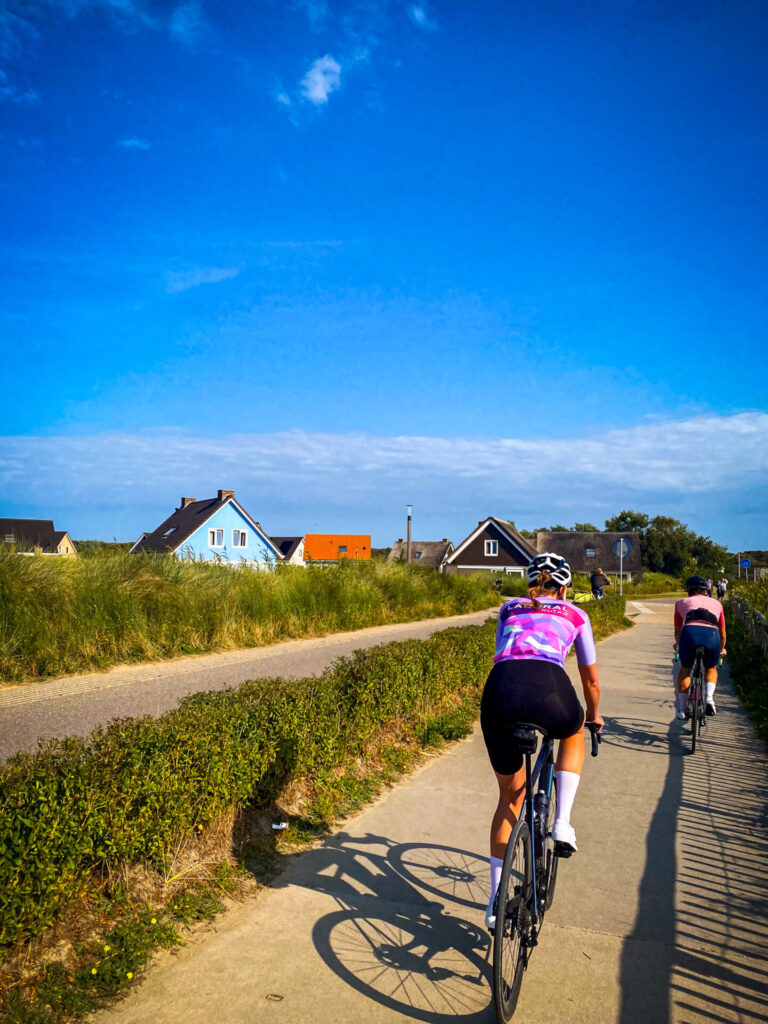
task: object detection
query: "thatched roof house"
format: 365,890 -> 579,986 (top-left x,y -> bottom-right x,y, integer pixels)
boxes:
387,539 -> 454,569
535,532 -> 642,579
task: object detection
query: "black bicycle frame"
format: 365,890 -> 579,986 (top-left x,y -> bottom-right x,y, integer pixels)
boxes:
522,736 -> 555,926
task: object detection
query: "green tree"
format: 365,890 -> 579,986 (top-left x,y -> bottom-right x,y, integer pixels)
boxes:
571,522 -> 599,532
604,510 -> 650,535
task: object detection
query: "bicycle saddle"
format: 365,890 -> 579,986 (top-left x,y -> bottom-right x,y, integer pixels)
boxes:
509,721 -> 547,752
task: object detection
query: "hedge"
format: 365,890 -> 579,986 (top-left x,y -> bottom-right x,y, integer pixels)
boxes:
724,607 -> 768,744
0,593 -> 629,957
0,620 -> 495,953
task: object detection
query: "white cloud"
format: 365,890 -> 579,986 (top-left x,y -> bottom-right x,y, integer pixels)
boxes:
406,3 -> 438,32
0,68 -> 40,106
300,54 -> 342,105
165,265 -> 240,292
2,414 -> 767,523
168,1 -> 206,49
117,136 -> 151,149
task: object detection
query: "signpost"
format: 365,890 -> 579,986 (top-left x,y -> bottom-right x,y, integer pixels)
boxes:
741,557 -> 752,582
611,538 -> 631,596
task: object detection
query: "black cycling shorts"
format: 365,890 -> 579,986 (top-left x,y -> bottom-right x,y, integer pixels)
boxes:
480,659 -> 585,776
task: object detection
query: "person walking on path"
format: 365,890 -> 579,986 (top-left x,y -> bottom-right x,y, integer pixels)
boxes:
674,574 -> 726,718
590,567 -> 611,600
480,552 -> 604,930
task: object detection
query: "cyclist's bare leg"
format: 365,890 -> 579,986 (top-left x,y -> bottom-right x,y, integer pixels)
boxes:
677,665 -> 692,692
555,725 -> 585,775
490,767 -> 526,860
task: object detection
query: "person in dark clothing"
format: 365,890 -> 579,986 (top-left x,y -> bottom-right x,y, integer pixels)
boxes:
590,568 -> 611,600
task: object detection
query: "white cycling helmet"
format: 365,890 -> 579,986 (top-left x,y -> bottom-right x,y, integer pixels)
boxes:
526,552 -> 572,587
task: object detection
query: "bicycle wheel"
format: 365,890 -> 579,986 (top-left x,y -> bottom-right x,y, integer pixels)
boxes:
690,681 -> 699,753
543,784 -> 559,911
493,819 -> 532,1023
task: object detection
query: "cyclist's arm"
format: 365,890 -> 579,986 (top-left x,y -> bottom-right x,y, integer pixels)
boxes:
718,607 -> 727,652
578,662 -> 603,728
573,616 -> 604,728
673,604 -> 683,644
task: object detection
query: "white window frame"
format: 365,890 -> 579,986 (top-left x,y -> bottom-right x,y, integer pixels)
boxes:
484,539 -> 498,557
208,528 -> 224,548
233,529 -> 247,548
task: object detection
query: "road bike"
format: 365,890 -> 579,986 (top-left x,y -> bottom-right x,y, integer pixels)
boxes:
688,646 -> 708,754
492,721 -> 601,1022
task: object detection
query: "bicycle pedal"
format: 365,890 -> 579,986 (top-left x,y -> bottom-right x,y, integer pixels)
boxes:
554,842 -> 574,859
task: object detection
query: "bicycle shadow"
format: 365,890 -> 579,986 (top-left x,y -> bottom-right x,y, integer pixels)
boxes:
279,831 -> 495,1022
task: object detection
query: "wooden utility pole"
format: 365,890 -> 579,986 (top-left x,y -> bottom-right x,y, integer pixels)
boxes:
406,504 -> 412,564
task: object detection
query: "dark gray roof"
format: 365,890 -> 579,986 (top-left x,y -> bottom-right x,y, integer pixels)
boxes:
387,539 -> 454,568
0,518 -> 74,553
131,497 -> 232,554
535,532 -> 643,573
270,536 -> 303,560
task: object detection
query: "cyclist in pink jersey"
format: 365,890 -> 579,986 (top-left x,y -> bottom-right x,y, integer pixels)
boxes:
674,574 -> 726,718
481,552 -> 603,930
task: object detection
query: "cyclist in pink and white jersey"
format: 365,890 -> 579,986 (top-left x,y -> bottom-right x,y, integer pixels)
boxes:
481,552 -> 603,929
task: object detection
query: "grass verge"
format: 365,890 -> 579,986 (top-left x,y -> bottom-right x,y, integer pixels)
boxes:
0,554 -> 496,683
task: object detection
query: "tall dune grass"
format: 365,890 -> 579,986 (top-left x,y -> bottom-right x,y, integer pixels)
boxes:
0,551 -> 496,682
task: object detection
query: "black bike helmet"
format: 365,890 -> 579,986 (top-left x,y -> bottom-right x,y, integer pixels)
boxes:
685,575 -> 708,594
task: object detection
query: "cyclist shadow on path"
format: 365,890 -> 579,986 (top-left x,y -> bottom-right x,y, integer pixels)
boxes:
283,831 -> 496,1023
615,677 -> 768,1024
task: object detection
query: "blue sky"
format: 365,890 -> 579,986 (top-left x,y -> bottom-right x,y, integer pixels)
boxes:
1,0 -> 767,550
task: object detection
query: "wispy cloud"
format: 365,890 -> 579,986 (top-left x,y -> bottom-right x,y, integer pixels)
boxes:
165,265 -> 240,293
406,3 -> 438,32
168,1 -> 206,49
3,414 -> 767,533
300,54 -> 342,105
292,0 -> 329,31
0,69 -> 40,106
117,136 -> 151,149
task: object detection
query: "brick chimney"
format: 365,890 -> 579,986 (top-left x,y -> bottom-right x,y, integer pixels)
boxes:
218,489 -> 235,501
181,497 -> 197,508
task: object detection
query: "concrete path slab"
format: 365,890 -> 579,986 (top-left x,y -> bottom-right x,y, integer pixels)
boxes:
95,599 -> 768,1024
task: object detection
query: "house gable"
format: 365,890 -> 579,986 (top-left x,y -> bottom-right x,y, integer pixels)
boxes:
446,518 -> 536,571
180,500 -> 282,563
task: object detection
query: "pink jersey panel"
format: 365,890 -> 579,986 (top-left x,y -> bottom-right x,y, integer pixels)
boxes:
674,596 -> 725,631
494,597 -> 597,669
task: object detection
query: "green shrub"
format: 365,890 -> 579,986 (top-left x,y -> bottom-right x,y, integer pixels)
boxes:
0,620 -> 495,953
725,606 -> 768,743
0,592 -> 628,957
0,553 -> 496,682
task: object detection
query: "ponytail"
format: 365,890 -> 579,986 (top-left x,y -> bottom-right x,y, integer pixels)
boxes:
528,569 -> 562,609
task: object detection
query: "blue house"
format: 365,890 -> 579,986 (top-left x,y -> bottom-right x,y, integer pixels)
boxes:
130,490 -> 283,567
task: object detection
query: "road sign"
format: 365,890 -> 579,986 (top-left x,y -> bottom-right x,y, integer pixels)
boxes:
611,538 -> 631,558
741,558 -> 752,568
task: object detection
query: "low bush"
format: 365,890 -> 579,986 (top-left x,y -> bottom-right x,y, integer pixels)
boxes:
0,553 -> 496,682
0,619 -> 495,954
725,604 -> 768,744
0,591 -> 630,961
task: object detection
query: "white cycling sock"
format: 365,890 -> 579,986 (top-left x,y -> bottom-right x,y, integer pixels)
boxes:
706,682 -> 716,701
554,771 -> 580,826
489,855 -> 503,904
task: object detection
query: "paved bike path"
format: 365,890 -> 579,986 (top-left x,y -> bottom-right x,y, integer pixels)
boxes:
0,608 -> 496,761
97,600 -> 768,1024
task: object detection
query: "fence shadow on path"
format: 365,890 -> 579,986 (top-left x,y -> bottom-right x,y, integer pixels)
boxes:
616,673 -> 768,1024
285,831 -> 496,1023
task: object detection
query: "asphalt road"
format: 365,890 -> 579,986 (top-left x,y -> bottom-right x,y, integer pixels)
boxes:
95,598 -> 768,1024
0,608 -> 496,761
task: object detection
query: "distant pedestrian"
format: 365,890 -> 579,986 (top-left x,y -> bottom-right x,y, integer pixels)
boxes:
706,576 -> 714,597
716,577 -> 727,599
590,568 -> 611,600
